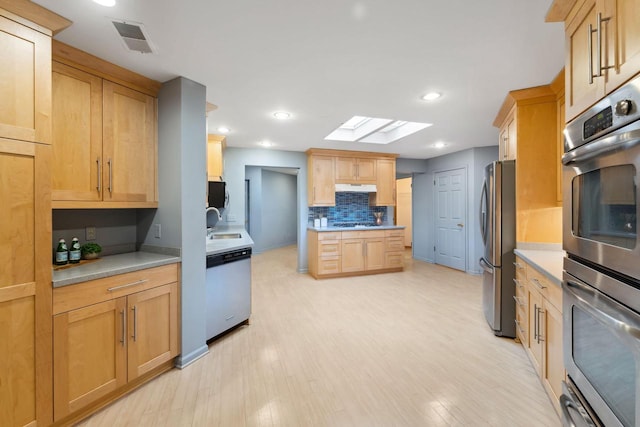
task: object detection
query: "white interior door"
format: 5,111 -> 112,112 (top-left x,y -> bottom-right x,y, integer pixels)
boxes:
396,177 -> 412,247
434,168 -> 467,271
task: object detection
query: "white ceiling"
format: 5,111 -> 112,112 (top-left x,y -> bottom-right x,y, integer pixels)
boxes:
34,0 -> 565,159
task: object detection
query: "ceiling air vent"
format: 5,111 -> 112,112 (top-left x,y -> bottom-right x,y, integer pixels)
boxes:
111,20 -> 156,54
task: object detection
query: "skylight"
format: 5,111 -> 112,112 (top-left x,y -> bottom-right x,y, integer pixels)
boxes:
325,116 -> 432,144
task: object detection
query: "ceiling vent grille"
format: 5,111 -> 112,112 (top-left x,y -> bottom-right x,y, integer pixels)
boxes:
111,20 -> 156,54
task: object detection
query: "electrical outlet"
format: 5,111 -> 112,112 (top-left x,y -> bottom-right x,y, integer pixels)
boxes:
85,227 -> 96,241
226,214 -> 237,222
153,224 -> 161,238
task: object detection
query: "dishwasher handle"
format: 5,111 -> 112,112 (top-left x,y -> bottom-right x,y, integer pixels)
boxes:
207,247 -> 252,268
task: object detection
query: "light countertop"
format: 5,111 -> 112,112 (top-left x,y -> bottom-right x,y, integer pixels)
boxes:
53,251 -> 181,288
206,225 -> 254,255
308,224 -> 405,232
514,248 -> 565,286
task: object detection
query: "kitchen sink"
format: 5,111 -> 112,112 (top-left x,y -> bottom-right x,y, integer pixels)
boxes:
210,233 -> 242,240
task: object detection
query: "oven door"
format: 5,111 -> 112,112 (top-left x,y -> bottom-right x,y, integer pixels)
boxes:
563,119 -> 640,280
563,259 -> 640,427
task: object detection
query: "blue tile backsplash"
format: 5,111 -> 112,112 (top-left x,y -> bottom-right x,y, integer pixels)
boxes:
308,192 -> 387,225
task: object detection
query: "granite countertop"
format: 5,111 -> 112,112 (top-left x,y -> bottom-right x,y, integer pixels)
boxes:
206,225 -> 254,255
53,251 -> 181,288
308,224 -> 405,232
514,248 -> 565,286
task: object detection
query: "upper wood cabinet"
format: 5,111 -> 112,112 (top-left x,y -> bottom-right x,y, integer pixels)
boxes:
307,154 -> 336,206
335,157 -> 377,184
549,0 -> 640,121
494,79 -> 562,243
498,111 -> 517,161
369,158 -> 396,206
207,134 -> 225,181
51,42 -> 159,208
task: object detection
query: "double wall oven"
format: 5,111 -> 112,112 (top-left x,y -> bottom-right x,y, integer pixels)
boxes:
561,75 -> 640,426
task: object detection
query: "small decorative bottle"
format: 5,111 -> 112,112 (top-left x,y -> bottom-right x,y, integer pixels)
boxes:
69,237 -> 81,264
55,238 -> 69,266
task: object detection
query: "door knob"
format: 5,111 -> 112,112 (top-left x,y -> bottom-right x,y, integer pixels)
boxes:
457,223 -> 464,228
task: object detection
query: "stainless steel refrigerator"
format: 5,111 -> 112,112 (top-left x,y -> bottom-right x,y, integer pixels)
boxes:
479,160 -> 516,338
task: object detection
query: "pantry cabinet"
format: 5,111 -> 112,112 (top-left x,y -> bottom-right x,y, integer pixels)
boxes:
549,0 -> 640,121
51,42 -> 159,208
52,264 -> 179,423
307,154 -> 335,206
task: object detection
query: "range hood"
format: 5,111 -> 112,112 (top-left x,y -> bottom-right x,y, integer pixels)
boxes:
335,183 -> 377,193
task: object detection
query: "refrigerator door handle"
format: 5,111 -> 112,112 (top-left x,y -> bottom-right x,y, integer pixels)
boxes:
479,257 -> 493,273
479,181 -> 488,244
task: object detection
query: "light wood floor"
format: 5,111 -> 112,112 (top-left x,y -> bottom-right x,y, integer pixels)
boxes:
78,246 -> 560,426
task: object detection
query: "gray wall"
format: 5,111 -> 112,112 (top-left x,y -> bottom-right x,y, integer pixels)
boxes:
217,147 -> 309,272
410,146 -> 498,274
139,76 -> 209,368
258,169 -> 297,252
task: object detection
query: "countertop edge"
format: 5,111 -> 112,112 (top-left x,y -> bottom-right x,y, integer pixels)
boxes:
307,225 -> 406,231
514,249 -> 565,287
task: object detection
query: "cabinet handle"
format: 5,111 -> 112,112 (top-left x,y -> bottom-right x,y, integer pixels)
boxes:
514,319 -> 524,335
531,278 -> 547,290
589,13 -> 613,84
513,262 -> 523,269
120,309 -> 125,346
107,279 -> 148,292
132,305 -> 138,342
107,158 -> 113,194
537,306 -> 545,344
533,303 -> 538,341
97,158 -> 102,192
513,295 -> 523,307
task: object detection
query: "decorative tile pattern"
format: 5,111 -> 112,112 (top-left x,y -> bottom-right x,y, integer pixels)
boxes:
309,192 -> 387,225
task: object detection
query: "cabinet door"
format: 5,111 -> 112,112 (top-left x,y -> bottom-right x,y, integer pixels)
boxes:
341,239 -> 365,272
207,134 -> 225,181
542,299 -> 564,412
364,238 -> 386,271
356,158 -> 377,183
0,139 -> 51,427
498,113 -> 516,160
499,127 -> 509,160
527,287 -> 544,376
566,0 -> 604,120
308,155 -> 335,206
103,81 -> 157,204
52,62 -> 103,201
335,157 -> 357,182
370,158 -> 396,206
605,0 -> 640,91
0,14 -> 51,144
127,283 -> 179,381
53,298 -> 127,421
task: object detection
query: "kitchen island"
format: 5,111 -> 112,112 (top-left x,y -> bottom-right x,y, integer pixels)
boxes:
308,225 -> 405,279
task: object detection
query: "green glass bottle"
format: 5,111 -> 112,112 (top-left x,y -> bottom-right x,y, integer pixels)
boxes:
55,238 -> 68,266
69,237 -> 81,264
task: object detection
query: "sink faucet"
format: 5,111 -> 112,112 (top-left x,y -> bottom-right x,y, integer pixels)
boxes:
206,206 -> 223,221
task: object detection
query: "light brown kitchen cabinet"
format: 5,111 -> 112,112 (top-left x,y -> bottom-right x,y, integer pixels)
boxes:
207,134 -> 225,181
307,154 -> 335,206
51,42 -> 159,208
498,111 -> 517,161
308,228 -> 404,279
335,157 -> 377,184
549,0 -> 640,121
370,158 -> 396,206
516,256 -> 564,416
513,257 -> 528,344
494,78 -> 562,243
0,5 -> 70,426
52,264 -> 180,423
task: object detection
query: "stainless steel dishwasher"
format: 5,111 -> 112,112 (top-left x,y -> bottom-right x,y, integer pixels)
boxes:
205,247 -> 252,341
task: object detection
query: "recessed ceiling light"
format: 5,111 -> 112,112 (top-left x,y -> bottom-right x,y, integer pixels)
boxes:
217,127 -> 230,134
273,111 -> 291,120
433,141 -> 447,149
259,140 -> 273,147
93,0 -> 116,6
422,92 -> 442,101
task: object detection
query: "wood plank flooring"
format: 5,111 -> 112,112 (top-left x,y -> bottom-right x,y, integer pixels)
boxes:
77,246 -> 560,426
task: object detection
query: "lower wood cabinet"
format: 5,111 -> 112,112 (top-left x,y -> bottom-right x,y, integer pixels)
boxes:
52,264 -> 179,423
515,255 -> 563,416
308,228 -> 404,279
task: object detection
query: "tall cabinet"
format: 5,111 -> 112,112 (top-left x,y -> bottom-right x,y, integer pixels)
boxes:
0,4 -> 70,427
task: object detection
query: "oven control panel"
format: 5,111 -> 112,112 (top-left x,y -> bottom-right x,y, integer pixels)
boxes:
583,106 -> 613,139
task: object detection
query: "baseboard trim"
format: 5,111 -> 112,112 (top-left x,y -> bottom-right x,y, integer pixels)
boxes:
175,344 -> 209,369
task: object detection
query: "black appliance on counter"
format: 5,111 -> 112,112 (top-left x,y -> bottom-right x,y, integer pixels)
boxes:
560,73 -> 640,427
208,181 -> 227,209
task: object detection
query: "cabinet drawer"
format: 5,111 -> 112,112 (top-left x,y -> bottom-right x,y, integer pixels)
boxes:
527,266 -> 562,311
53,263 -> 179,314
514,256 -> 526,280
385,251 -> 404,269
385,237 -> 404,252
342,230 -> 385,239
318,240 -> 341,257
318,256 -> 341,275
317,232 -> 341,241
384,229 -> 404,238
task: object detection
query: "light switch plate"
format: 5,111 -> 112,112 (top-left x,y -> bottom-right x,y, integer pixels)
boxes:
153,224 -> 161,238
226,214 -> 237,222
85,227 -> 96,240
